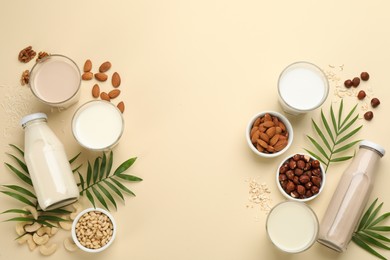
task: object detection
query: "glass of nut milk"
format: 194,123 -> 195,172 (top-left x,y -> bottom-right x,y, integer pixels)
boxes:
72,100 -> 124,151
277,61 -> 329,115
29,54 -> 81,109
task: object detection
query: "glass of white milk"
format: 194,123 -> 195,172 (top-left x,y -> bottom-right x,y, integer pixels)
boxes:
29,54 -> 81,109
277,61 -> 329,115
72,100 -> 124,151
266,201 -> 319,253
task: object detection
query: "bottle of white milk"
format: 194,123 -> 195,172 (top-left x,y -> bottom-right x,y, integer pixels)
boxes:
317,140 -> 385,252
21,113 -> 79,210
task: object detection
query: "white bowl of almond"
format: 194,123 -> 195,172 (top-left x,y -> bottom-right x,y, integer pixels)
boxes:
246,111 -> 293,158
71,208 -> 116,253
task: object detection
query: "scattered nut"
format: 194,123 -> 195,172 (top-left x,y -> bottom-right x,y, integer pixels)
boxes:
360,71 -> 370,81
59,220 -> 72,231
24,222 -> 42,233
112,72 -> 121,88
278,154 -> 323,200
70,202 -> 83,220
18,234 -> 37,251
357,90 -> 366,100
92,84 -> 100,98
18,46 -> 36,63
364,111 -> 374,121
15,222 -> 29,236
23,205 -> 39,220
82,72 -> 93,80
99,61 -> 112,73
108,89 -> 121,99
95,72 -> 108,82
117,101 -> 125,113
36,226 -> 52,237
39,243 -> 57,256
33,232 -> 50,245
83,59 -> 92,72
371,98 -> 380,108
63,237 -> 78,252
20,70 -> 30,86
352,77 -> 360,87
100,92 -> 111,102
36,52 -> 50,62
344,79 -> 353,88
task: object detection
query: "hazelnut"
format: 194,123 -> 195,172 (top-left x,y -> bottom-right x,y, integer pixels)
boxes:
311,160 -> 320,168
299,175 -> 310,184
357,90 -> 366,100
344,79 -> 353,88
297,160 -> 306,169
371,98 -> 380,108
352,77 -> 360,87
279,164 -> 288,174
297,185 -> 306,195
279,174 -> 287,182
311,186 -> 319,194
306,190 -> 313,198
312,168 -> 321,176
293,176 -> 300,185
290,191 -> 299,198
360,72 -> 370,81
292,154 -> 301,161
364,111 -> 374,121
286,181 -> 295,193
312,176 -> 322,186
289,160 -> 297,169
286,170 -> 294,180
305,182 -> 313,190
294,168 -> 304,176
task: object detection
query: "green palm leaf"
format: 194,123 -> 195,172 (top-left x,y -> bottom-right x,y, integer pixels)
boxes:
103,180 -> 124,201
358,198 -> 378,230
92,186 -> 108,210
113,157 -> 137,175
93,157 -> 100,184
2,185 -> 36,199
111,178 -> 136,196
86,161 -> 92,186
99,153 -> 107,181
4,163 -> 32,186
369,212 -> 390,228
98,183 -> 117,210
1,209 -> 30,215
85,189 -> 96,208
355,233 -> 390,250
9,144 -> 24,157
305,99 -> 362,172
352,235 -> 387,260
6,153 -> 28,174
106,151 -> 113,178
362,230 -> 390,243
0,191 -> 35,207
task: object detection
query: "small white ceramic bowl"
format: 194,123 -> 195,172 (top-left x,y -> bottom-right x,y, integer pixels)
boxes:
246,111 -> 293,158
71,208 -> 117,253
276,153 -> 326,202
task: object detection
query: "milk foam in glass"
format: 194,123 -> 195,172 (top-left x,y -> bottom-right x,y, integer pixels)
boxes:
21,113 -> 79,210
266,201 -> 319,253
29,54 -> 81,108
72,100 -> 124,151
278,61 -> 329,115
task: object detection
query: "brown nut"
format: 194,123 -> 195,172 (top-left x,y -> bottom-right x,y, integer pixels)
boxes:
364,111 -> 374,121
360,72 -> 370,81
82,72 -> 93,80
357,90 -> 366,100
117,101 -> 125,113
352,77 -> 360,87
371,98 -> 380,108
108,89 -> 121,99
83,59 -> 92,72
95,73 -> 108,82
100,92 -> 110,101
99,61 -> 112,73
92,84 -> 100,98
112,72 -> 121,88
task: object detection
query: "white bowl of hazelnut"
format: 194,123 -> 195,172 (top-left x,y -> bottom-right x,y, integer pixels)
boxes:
71,208 -> 117,253
276,153 -> 326,202
246,111 -> 293,158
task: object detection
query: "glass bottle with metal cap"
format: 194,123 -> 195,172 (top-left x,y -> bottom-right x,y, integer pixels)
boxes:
21,113 -> 79,210
318,140 -> 385,252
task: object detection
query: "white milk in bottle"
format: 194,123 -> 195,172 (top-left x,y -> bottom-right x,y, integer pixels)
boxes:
21,113 -> 79,210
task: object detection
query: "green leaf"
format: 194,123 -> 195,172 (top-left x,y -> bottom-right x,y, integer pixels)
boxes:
116,173 -> 143,182
364,202 -> 383,229
6,153 -> 28,174
43,208 -> 72,215
340,103 -> 358,129
4,163 -> 32,186
72,164 -> 82,173
321,109 -> 335,144
358,198 -> 378,230
336,126 -> 362,145
110,178 -> 135,196
38,215 -> 69,222
355,232 -> 390,250
362,230 -> 390,243
114,157 -> 137,176
9,144 -> 24,157
106,151 -> 113,178
35,220 -> 58,228
98,183 -> 117,210
333,140 -> 361,154
86,190 -> 96,208
352,235 -> 387,260
1,209 -> 30,215
78,171 -> 85,195
104,180 -> 124,201
92,186 -> 108,210
330,104 -> 338,135
86,161 -> 92,186
307,136 -> 330,161
312,119 -> 331,152
69,152 -> 81,164
0,191 -> 35,207
2,185 -> 36,199
339,114 -> 359,135
100,153 -> 107,181
93,157 -> 100,184
368,226 -> 390,232
369,212 -> 390,228
3,216 -> 35,222
330,156 -> 354,162
337,99 -> 344,129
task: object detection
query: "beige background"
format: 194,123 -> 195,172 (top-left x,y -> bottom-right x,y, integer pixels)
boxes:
1,0 -> 389,259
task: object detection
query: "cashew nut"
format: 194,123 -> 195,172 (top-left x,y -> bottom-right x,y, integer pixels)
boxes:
37,226 -> 52,237
15,222 -> 29,236
24,222 -> 42,233
63,237 -> 78,252
70,202 -> 82,220
59,220 -> 72,231
23,205 -> 38,220
18,234 -> 37,251
33,232 -> 49,245
39,243 -> 57,256
50,226 -> 59,235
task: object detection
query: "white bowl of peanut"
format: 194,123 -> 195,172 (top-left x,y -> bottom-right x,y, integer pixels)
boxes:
246,111 -> 293,158
71,208 -> 117,253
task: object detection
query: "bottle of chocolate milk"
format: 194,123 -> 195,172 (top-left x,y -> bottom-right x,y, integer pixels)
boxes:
317,140 -> 385,252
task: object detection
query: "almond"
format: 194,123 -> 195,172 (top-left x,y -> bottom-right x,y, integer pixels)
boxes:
117,101 -> 125,113
99,61 -> 111,73
256,139 -> 268,149
92,84 -> 100,98
83,59 -> 92,72
100,92 -> 110,101
259,132 -> 270,143
269,134 -> 280,146
108,89 -> 121,99
262,121 -> 274,128
265,126 -> 276,138
253,117 -> 261,127
274,139 -> 288,152
250,126 -> 258,137
112,72 -> 121,88
95,73 -> 108,82
82,72 -> 93,80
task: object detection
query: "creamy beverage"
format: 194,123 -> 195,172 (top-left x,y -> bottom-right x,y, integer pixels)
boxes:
72,100 -> 124,151
278,62 -> 329,115
29,55 -> 81,108
266,201 -> 319,253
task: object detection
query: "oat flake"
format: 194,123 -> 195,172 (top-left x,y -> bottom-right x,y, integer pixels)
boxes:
246,178 -> 272,214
